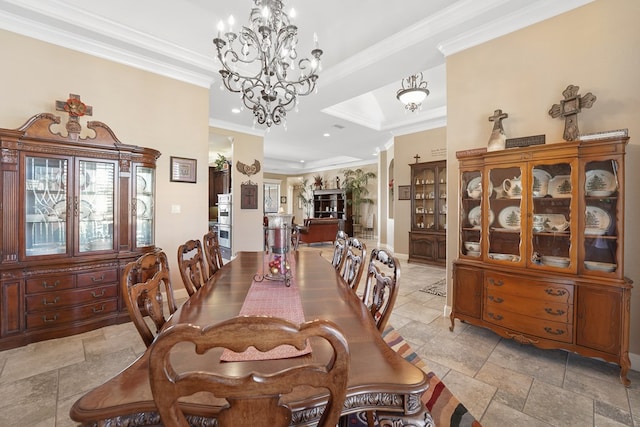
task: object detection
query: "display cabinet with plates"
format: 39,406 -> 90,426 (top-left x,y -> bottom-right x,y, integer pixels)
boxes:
0,111 -> 160,350
452,136 -> 632,385
408,160 -> 447,266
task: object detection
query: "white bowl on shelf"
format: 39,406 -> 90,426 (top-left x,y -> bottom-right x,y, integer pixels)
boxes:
541,256 -> 570,268
466,250 -> 481,257
584,261 -> 616,272
464,241 -> 480,252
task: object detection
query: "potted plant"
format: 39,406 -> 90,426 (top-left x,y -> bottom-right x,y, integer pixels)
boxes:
214,153 -> 229,171
297,178 -> 314,219
341,168 -> 376,225
313,174 -> 323,190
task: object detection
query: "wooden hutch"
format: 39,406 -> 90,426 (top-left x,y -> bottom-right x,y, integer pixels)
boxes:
312,189 -> 353,235
451,136 -> 632,385
408,160 -> 447,266
0,102 -> 159,350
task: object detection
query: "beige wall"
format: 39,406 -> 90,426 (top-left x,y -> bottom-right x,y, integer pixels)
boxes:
0,29 -> 210,287
392,127 -> 447,256
445,0 -> 640,354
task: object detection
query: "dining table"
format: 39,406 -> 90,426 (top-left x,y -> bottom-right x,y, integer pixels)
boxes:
69,251 -> 434,426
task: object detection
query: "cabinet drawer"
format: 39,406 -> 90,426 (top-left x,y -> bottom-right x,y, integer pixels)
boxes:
483,308 -> 573,343
25,275 -> 74,294
26,299 -> 118,329
485,273 -> 573,304
25,284 -> 118,312
77,269 -> 118,287
485,293 -> 573,323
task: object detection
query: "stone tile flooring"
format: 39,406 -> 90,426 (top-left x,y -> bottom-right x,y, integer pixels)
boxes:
0,240 -> 638,426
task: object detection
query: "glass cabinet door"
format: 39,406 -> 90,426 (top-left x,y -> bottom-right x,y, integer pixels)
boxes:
459,169 -> 483,258
413,166 -> 436,230
582,159 -> 620,275
78,159 -> 116,253
438,165 -> 447,231
487,164 -> 523,263
134,165 -> 155,248
24,155 -> 69,256
529,161 -> 575,271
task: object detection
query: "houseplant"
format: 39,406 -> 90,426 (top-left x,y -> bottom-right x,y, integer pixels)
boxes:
297,178 -> 314,219
341,168 -> 376,225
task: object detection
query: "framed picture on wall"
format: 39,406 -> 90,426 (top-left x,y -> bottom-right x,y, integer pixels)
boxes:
398,185 -> 411,200
170,156 -> 197,183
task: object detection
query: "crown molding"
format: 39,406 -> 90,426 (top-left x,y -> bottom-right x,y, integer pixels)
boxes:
438,0 -> 595,56
208,118 -> 265,138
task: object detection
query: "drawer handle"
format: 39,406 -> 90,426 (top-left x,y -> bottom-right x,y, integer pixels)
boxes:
488,295 -> 504,303
487,312 -> 503,321
42,314 -> 58,323
42,296 -> 60,306
544,308 -> 566,316
91,274 -> 106,282
545,288 -> 567,297
488,278 -> 504,287
544,327 -> 565,336
42,280 -> 60,289
92,304 -> 106,313
91,289 -> 106,298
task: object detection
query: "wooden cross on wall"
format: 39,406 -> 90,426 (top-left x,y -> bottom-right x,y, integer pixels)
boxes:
55,94 -> 93,141
413,154 -> 421,163
548,85 -> 596,141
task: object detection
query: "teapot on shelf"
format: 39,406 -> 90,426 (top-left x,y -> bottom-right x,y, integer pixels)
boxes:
502,176 -> 522,198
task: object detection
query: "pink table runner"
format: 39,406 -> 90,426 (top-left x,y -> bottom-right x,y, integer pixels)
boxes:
220,254 -> 311,361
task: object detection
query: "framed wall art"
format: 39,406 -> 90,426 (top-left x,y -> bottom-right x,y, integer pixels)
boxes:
398,185 -> 411,200
170,156 -> 197,183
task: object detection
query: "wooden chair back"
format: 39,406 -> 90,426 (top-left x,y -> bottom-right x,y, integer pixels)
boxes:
362,248 -> 401,332
177,239 -> 208,296
121,251 -> 177,347
148,317 -> 350,427
331,230 -> 349,271
340,237 -> 367,292
203,230 -> 224,277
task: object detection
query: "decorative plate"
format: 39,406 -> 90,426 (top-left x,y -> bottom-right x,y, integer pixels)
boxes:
541,255 -> 570,268
547,175 -> 572,198
585,206 -> 610,235
532,169 -> 552,197
489,253 -> 519,262
136,175 -> 147,193
584,261 -> 617,272
585,169 -> 616,196
136,198 -> 148,218
533,213 -> 569,232
468,206 -> 494,228
498,206 -> 521,230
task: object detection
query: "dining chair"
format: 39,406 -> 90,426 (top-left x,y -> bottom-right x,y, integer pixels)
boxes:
121,250 -> 178,347
340,237 -> 367,293
148,316 -> 350,427
361,248 -> 401,333
331,230 -> 349,271
203,230 -> 224,277
177,238 -> 209,296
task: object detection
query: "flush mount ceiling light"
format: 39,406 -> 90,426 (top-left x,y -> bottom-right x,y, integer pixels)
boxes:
396,72 -> 430,113
213,0 -> 323,128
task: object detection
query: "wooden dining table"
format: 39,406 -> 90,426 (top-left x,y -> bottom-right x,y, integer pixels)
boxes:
69,251 -> 434,426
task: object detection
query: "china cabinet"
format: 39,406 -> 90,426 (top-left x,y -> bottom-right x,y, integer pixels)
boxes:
312,189 -> 353,235
408,160 -> 447,266
0,111 -> 160,350
451,136 -> 632,385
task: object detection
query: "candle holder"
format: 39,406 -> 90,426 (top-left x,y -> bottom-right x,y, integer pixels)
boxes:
256,213 -> 294,286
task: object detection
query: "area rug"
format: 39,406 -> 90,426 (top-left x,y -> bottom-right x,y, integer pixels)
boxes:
420,278 -> 447,297
344,325 -> 481,427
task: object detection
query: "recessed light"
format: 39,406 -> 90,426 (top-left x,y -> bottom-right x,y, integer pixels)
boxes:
323,133 -> 330,137
300,160 -> 305,163
231,108 -> 241,114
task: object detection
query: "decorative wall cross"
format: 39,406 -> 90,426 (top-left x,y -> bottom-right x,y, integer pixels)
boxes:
548,84 -> 596,141
55,94 -> 93,141
487,109 -> 508,152
413,154 -> 421,163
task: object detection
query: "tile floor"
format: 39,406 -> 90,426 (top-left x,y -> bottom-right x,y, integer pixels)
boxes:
0,240 -> 638,426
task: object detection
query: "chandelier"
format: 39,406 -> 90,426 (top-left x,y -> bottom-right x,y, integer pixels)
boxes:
213,0 -> 323,128
396,73 -> 430,112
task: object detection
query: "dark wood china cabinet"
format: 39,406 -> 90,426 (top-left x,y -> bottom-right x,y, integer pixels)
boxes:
0,108 -> 159,350
451,137 -> 632,385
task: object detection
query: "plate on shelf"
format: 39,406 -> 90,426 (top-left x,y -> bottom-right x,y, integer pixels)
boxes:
497,206 -> 521,230
468,206 -> 494,228
489,253 -> 519,262
541,255 -> 570,268
547,175 -> 572,198
585,206 -> 610,235
136,198 -> 148,218
532,169 -> 552,197
585,169 -> 616,196
137,175 -> 147,193
533,213 -> 569,232
584,261 -> 616,272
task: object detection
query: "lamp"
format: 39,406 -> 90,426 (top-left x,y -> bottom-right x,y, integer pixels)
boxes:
213,0 -> 323,128
396,73 -> 430,112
